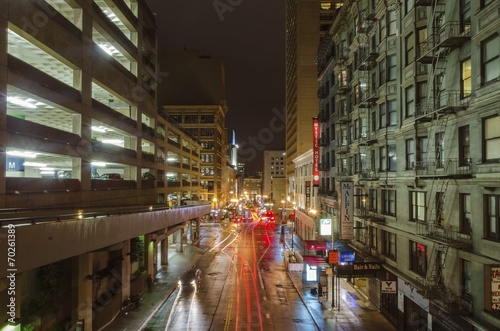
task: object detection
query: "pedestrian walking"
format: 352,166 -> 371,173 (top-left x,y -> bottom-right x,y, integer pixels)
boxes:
147,274 -> 153,292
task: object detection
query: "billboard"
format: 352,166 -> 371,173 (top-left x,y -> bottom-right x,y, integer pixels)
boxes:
312,118 -> 320,187
340,181 -> 354,240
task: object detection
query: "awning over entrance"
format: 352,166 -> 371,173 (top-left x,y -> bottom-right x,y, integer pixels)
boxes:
302,255 -> 329,267
304,240 -> 328,250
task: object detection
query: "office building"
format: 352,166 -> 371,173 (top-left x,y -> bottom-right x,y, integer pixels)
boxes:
316,0 -> 500,330
262,150 -> 286,201
159,46 -> 229,206
285,1 -> 340,197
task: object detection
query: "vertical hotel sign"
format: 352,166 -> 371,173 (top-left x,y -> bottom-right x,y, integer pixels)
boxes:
312,118 -> 320,187
305,181 -> 311,211
340,181 -> 354,240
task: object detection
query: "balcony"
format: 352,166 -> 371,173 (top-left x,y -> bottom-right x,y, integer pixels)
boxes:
317,110 -> 329,122
336,144 -> 349,154
317,85 -> 329,99
318,163 -> 330,171
334,112 -> 350,124
416,221 -> 472,249
359,132 -> 377,145
335,82 -> 349,95
359,170 -> 379,181
415,91 -> 470,122
355,207 -> 385,223
435,22 -> 471,48
319,136 -> 330,147
415,158 -> 473,179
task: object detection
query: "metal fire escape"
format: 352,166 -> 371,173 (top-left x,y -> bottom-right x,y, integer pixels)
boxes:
413,0 -> 472,315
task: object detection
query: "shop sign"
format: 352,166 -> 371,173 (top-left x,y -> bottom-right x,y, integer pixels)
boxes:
336,262 -> 380,278
339,251 -> 355,263
381,281 -> 397,294
312,119 -> 320,187
492,267 -> 500,310
339,181 -> 354,240
320,218 -> 331,236
328,250 -> 338,264
397,278 -> 429,311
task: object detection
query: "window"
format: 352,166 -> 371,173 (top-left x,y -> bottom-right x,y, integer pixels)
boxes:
379,146 -> 386,171
370,226 -> 377,250
405,0 -> 414,14
370,149 -> 376,171
388,99 -> 397,126
405,33 -> 414,66
379,14 -> 386,40
410,240 -> 427,276
484,115 -> 500,162
417,28 -> 427,58
388,11 -> 397,36
435,132 -> 444,168
460,193 -> 472,235
461,59 -> 471,98
184,115 -> 198,123
369,189 -> 377,212
417,137 -> 428,167
460,0 -> 471,33
388,144 -> 396,171
459,125 -> 470,166
485,195 -> 500,241
405,85 -> 415,117
379,58 -> 386,85
482,0 -> 493,7
388,55 -> 397,81
406,139 -> 415,169
371,110 -> 377,132
382,189 -> 396,216
461,259 -> 472,297
382,231 -> 397,260
379,103 -> 386,128
481,34 -> 499,85
436,192 -> 445,226
410,191 -> 426,222
417,81 -> 427,110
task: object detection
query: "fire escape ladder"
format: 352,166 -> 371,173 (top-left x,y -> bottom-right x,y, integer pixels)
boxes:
427,242 -> 449,290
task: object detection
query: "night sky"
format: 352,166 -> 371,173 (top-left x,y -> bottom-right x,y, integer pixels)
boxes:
145,0 -> 286,173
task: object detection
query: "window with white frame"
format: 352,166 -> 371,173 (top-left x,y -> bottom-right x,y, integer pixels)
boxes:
410,191 -> 426,222
481,34 -> 499,85
484,115 -> 500,162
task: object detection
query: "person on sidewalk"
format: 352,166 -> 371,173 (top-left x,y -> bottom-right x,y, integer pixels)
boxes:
147,274 -> 153,292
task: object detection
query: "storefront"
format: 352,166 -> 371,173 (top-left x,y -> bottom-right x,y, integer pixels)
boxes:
397,278 -> 429,331
430,303 -> 475,331
380,269 -> 398,327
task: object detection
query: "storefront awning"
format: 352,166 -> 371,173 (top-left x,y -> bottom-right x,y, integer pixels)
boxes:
302,255 -> 329,267
304,240 -> 328,250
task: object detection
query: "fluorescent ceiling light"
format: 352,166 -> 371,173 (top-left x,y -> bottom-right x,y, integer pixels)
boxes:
7,96 -> 37,109
23,162 -> 47,167
40,171 -> 55,175
40,167 -> 55,171
91,162 -> 107,167
101,139 -> 123,145
98,43 -> 114,56
167,158 -> 177,161
8,151 -> 37,158
92,126 -> 113,133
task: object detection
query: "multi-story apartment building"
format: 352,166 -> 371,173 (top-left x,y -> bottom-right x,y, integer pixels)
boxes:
159,46 -> 228,206
285,1 -> 340,197
316,0 -> 500,330
0,1 -> 209,330
262,150 -> 286,202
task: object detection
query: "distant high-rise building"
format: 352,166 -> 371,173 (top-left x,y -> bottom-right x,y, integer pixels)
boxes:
262,150 -> 286,203
285,1 -> 339,198
159,46 -> 228,204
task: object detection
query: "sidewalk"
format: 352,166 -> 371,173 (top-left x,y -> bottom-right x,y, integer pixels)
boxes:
101,242 -> 204,331
282,229 -> 396,331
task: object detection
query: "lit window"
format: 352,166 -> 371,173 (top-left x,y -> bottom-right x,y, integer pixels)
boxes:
461,58 -> 471,98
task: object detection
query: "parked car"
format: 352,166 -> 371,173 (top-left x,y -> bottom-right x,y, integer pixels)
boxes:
100,173 -> 124,180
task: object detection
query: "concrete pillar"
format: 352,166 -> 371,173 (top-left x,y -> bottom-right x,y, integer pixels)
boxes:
176,228 -> 184,252
161,238 -> 169,265
77,252 -> 94,331
196,218 -> 201,240
122,240 -> 131,301
144,234 -> 156,278
187,220 -> 192,244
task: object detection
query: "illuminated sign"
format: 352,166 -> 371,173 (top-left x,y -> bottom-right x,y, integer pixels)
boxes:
492,267 -> 500,310
340,181 -> 354,240
320,218 -> 331,235
339,251 -> 355,263
312,119 -> 320,187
